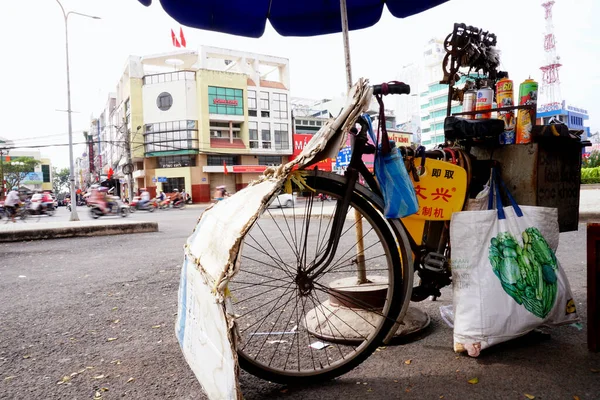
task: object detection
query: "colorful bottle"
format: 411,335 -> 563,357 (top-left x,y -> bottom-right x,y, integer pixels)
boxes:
515,78 -> 538,144
475,81 -> 493,119
462,81 -> 477,120
496,77 -> 515,129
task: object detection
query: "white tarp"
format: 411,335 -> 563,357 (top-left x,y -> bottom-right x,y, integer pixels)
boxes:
175,79 -> 373,399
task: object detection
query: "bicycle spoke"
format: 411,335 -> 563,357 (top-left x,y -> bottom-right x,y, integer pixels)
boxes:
248,228 -> 295,279
266,208 -> 299,260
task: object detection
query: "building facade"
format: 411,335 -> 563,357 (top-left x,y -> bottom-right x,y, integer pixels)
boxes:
537,101 -> 591,138
3,149 -> 52,192
91,47 -> 292,202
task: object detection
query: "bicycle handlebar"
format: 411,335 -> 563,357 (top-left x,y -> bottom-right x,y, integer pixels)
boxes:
372,82 -> 410,96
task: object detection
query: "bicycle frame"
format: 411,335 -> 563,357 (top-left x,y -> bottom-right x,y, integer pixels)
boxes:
305,116 -> 421,280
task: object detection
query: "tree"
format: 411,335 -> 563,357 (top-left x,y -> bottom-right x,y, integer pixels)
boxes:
52,167 -> 70,194
3,156 -> 39,189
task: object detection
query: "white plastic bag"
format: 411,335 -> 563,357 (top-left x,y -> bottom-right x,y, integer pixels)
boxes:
450,169 -> 579,356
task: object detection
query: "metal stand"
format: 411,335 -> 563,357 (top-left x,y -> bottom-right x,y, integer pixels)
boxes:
304,276 -> 430,344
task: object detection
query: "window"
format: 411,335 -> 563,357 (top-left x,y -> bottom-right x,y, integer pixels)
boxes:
144,120 -> 199,154
261,122 -> 271,149
163,177 -> 185,193
249,121 -> 259,149
157,92 -> 173,111
248,90 -> 257,109
125,98 -> 130,116
41,165 -> 50,183
260,91 -> 270,110
208,86 -> 244,115
143,71 -> 196,85
157,155 -> 195,168
210,122 -> 241,139
258,156 -> 281,165
274,123 -> 289,150
207,155 -> 237,166
272,93 -> 288,119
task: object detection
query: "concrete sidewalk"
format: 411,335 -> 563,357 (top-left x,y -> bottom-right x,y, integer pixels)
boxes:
0,219 -> 158,242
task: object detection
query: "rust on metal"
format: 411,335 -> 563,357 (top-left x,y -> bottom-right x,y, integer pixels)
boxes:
588,223 -> 600,352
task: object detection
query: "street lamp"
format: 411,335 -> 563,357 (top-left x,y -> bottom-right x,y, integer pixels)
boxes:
55,0 -> 100,221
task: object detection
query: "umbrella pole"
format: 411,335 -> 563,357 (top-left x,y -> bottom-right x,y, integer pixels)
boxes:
339,0 -> 367,284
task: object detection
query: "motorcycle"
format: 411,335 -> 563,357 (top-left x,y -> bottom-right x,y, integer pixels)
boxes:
89,196 -> 129,218
129,196 -> 157,213
29,194 -> 56,216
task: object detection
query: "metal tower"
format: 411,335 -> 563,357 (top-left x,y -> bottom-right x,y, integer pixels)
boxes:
539,0 -> 562,111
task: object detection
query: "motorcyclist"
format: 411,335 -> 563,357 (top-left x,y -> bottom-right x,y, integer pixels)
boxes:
4,187 -> 21,223
41,191 -> 53,212
138,188 -> 150,209
172,188 -> 183,207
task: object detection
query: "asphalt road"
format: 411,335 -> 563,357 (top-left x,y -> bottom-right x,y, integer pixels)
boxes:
1,207 -> 599,399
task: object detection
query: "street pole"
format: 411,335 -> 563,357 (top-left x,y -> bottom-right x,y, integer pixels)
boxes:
339,0 -> 367,284
55,0 -> 100,221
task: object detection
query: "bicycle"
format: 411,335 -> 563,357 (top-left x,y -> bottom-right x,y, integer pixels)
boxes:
3,202 -> 39,223
226,82 -> 466,385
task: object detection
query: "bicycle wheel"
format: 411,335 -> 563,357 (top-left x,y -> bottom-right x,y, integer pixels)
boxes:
231,171 -> 412,384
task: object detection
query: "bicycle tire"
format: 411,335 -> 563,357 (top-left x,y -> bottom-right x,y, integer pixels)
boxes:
233,171 -> 412,384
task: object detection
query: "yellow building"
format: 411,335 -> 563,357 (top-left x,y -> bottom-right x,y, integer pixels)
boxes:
95,47 -> 292,202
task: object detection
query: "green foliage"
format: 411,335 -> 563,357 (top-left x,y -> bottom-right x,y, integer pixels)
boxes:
581,167 -> 600,184
52,167 -> 70,194
2,156 -> 40,189
583,150 -> 600,169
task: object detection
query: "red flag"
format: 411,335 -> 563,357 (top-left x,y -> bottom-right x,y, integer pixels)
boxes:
223,161 -> 228,175
179,27 -> 187,48
171,29 -> 177,46
171,29 -> 181,47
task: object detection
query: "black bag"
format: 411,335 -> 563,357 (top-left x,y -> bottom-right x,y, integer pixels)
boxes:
444,116 -> 504,142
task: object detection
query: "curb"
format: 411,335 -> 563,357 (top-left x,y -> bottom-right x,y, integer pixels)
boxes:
579,212 -> 600,223
0,221 -> 159,243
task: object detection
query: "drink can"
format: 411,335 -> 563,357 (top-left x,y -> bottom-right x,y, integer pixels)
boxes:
475,86 -> 493,119
516,79 -> 538,144
496,78 -> 515,129
463,90 -> 477,120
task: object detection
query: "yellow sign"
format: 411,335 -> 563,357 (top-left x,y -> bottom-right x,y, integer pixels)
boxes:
389,132 -> 412,146
400,158 -> 468,245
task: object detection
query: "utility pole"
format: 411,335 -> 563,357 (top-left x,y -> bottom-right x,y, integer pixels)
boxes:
0,149 -> 5,201
124,125 -> 134,201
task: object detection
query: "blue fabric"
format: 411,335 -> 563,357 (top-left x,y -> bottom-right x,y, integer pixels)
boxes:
364,114 -> 418,219
490,168 -> 523,220
137,0 -> 447,38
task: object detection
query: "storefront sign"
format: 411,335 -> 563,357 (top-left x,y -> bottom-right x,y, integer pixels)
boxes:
213,98 -> 239,106
22,172 -> 43,184
232,166 -> 267,173
291,134 -> 335,171
538,102 -> 562,113
157,176 -> 168,183
566,105 -> 588,115
389,132 -> 412,145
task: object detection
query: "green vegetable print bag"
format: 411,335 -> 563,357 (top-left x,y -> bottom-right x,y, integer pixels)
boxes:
449,168 -> 578,356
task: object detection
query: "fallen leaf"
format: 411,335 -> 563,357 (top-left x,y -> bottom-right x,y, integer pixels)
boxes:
23,355 -> 30,359
440,396 -> 445,399
56,376 -> 70,384
93,374 -> 105,379
4,376 -> 16,381
70,372 -> 78,378
111,307 -> 118,311
524,394 -> 535,399
152,325 -> 161,329
404,359 -> 412,365
468,377 -> 479,384
86,366 -> 94,370
113,319 -> 120,324
127,377 -> 135,383
573,396 -> 581,400
110,360 -> 122,365
356,382 -> 361,385
394,380 -> 399,383
367,388 -> 373,392
78,369 -> 86,374
280,389 -> 288,393
101,388 -> 109,392
107,338 -> 118,342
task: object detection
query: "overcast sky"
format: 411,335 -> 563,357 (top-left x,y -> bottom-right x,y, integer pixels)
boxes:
1,0 -> 597,168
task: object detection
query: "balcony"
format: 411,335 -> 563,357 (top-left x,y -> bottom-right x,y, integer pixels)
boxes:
133,170 -> 145,179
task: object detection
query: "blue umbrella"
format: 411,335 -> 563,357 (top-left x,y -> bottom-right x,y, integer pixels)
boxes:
137,0 -> 447,38
136,0 -> 447,87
